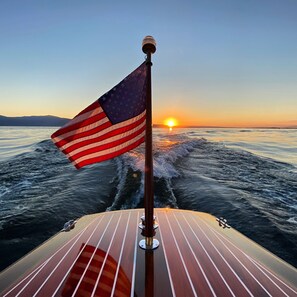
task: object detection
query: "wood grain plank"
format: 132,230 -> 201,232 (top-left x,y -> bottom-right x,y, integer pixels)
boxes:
180,212 -> 253,297
202,218 -> 296,297
44,215 -> 108,297
49,213 -> 119,297
196,214 -> 280,296
157,211 -> 197,297
173,212 -> 234,297
7,216 -> 102,297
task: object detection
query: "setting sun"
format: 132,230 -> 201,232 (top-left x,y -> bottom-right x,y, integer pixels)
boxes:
164,117 -> 178,128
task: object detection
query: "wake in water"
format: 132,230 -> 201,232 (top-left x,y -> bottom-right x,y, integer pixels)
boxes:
0,130 -> 296,271
107,135 -> 201,210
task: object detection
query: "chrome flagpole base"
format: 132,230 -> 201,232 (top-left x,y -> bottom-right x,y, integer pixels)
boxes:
139,238 -> 159,250
138,215 -> 160,250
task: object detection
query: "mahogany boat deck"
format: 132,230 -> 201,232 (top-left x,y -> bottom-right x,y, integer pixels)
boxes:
0,208 -> 296,297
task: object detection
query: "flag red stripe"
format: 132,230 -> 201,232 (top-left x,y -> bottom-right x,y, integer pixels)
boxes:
54,121 -> 112,148
72,137 -> 145,169
61,115 -> 146,154
68,125 -> 146,160
69,128 -> 145,163
56,111 -> 145,150
54,111 -> 145,150
52,110 -> 105,138
72,130 -> 145,165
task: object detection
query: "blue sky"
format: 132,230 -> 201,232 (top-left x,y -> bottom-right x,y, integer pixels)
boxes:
1,0 -> 297,126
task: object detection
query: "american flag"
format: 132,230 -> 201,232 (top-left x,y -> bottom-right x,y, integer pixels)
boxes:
51,62 -> 147,169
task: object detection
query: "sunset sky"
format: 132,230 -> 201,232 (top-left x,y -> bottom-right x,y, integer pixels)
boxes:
1,0 -> 297,127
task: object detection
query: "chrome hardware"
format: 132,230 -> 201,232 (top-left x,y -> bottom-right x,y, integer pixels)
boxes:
138,215 -> 160,250
138,215 -> 159,231
216,217 -> 230,229
139,238 -> 160,250
62,219 -> 76,232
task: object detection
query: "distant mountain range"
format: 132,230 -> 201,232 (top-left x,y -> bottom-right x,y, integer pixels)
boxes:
0,115 -> 70,126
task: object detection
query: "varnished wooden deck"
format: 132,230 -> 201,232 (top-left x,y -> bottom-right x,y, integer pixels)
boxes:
0,208 -> 296,297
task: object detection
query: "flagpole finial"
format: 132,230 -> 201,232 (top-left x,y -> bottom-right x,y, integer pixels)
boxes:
142,36 -> 156,54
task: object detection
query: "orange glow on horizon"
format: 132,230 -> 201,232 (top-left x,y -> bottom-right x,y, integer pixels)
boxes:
153,112 -> 297,128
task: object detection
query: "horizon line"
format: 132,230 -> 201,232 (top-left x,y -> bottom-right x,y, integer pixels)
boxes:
1,114 -> 296,129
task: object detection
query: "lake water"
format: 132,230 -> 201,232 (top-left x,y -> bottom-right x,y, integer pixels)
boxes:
0,126 -> 296,271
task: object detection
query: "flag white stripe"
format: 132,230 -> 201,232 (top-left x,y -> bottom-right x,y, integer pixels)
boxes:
63,106 -> 103,128
57,110 -> 146,151
110,212 -> 131,296
52,115 -> 109,144
67,120 -> 146,157
72,130 -> 145,165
